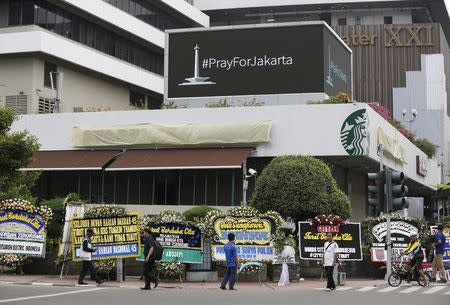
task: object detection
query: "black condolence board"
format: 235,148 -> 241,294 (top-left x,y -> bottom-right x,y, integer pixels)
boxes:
166,23 -> 351,99
298,222 -> 362,261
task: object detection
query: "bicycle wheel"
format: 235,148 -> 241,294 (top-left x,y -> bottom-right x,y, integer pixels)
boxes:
388,273 -> 402,287
418,273 -> 431,287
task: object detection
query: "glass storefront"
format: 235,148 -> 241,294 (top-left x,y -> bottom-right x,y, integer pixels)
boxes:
8,0 -> 164,75
36,169 -> 248,206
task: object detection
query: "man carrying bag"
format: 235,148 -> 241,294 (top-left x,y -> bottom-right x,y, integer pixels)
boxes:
322,232 -> 339,292
78,228 -> 103,285
141,228 -> 162,290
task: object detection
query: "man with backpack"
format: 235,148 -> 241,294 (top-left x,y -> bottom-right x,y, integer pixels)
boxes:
141,228 -> 162,290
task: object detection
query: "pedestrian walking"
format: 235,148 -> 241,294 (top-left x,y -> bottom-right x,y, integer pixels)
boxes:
431,224 -> 447,283
141,228 -> 160,290
322,232 -> 339,292
78,228 -> 103,285
220,233 -> 239,290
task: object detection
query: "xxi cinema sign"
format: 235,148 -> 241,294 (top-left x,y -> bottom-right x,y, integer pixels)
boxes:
385,25 -> 434,47
339,24 -> 434,47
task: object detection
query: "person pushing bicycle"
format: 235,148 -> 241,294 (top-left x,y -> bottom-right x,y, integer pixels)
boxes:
400,233 -> 428,286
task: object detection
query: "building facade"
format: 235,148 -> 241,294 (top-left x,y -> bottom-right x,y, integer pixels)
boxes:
10,21 -> 441,222
12,103 -> 440,221
0,0 -> 208,114
193,0 -> 450,210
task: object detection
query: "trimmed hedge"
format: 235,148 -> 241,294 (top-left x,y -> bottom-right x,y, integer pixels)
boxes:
250,156 -> 351,222
183,205 -> 220,222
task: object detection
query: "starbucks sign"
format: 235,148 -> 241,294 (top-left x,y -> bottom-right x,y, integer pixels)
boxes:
340,109 -> 369,156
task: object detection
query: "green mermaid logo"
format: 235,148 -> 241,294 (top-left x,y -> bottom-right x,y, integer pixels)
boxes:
340,109 -> 369,156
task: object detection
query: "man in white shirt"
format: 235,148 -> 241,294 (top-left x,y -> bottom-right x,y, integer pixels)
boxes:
322,232 -> 339,291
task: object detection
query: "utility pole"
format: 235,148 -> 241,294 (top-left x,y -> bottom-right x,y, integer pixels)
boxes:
385,169 -> 392,280
378,144 -> 392,280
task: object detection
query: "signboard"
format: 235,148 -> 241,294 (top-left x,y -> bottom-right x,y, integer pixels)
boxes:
211,216 -> 274,261
0,210 -> 46,257
416,155 -> 428,177
148,222 -> 202,263
370,220 -> 419,262
298,222 -> 362,261
71,214 -> 140,261
430,226 -> 450,262
59,204 -> 85,257
166,23 -> 351,99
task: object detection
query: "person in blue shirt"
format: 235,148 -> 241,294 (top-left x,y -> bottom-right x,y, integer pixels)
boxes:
431,224 -> 447,283
220,233 -> 239,290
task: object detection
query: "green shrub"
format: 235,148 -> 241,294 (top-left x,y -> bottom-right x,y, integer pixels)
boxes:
41,197 -> 65,238
183,205 -> 220,222
414,138 -> 438,159
441,216 -> 450,225
250,156 -> 351,222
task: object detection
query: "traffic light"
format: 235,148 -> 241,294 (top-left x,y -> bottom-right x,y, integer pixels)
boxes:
386,170 -> 410,212
368,171 -> 385,211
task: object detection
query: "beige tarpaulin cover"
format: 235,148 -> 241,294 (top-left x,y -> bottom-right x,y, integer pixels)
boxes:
72,121 -> 272,148
377,128 -> 408,164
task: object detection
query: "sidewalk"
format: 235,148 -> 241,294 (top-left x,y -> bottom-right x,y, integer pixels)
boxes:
0,274 -> 385,289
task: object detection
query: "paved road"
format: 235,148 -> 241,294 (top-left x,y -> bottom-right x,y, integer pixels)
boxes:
0,283 -> 448,305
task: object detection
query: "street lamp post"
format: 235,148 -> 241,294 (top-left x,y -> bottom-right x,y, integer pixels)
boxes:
401,108 -> 417,131
242,163 -> 257,206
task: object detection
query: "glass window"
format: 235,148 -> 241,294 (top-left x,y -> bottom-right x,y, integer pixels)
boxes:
90,173 -> 102,203
79,21 -> 87,44
384,16 -> 393,24
139,172 -> 154,205
206,171 -> 217,206
130,90 -> 145,108
103,172 -> 116,203
194,174 -> 206,205
78,173 -> 91,202
166,171 -> 178,205
179,171 -> 195,205
148,96 -> 162,109
154,171 -> 166,205
10,0 -> 164,75
46,9 -> 56,31
22,0 -> 35,24
337,17 -> 347,26
115,172 -> 128,204
44,61 -> 57,88
129,0 -> 136,16
35,3 -> 47,28
217,170 -> 232,205
128,174 -> 140,204
54,11 -> 64,34
9,0 -> 21,25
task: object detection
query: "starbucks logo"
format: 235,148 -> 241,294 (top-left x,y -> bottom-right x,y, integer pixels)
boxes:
340,109 -> 368,156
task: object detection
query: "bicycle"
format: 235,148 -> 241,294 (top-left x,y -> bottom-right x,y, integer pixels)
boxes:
387,254 -> 431,287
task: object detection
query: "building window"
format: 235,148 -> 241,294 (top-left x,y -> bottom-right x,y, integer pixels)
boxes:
5,95 -> 28,114
103,0 -> 192,30
44,62 -> 57,88
148,96 -> 162,109
384,16 -> 393,24
129,90 -> 146,108
355,16 -> 362,25
337,18 -> 347,26
10,0 -> 164,75
38,97 -> 55,113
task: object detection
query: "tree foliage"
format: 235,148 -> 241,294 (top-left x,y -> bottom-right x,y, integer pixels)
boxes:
0,107 -> 40,201
182,205 -> 220,222
250,156 -> 351,222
